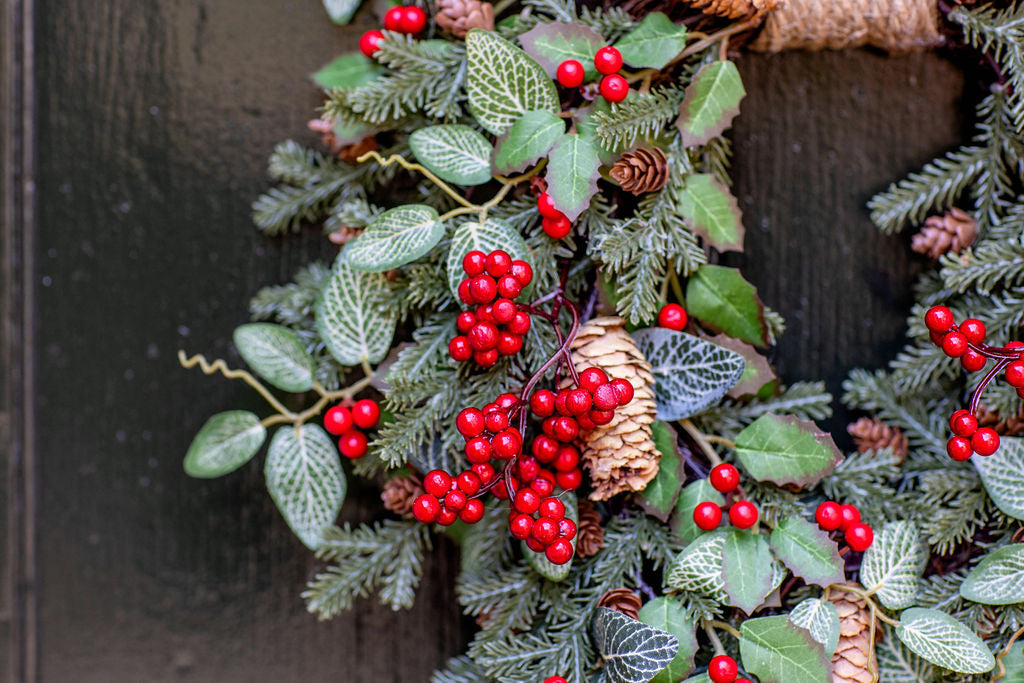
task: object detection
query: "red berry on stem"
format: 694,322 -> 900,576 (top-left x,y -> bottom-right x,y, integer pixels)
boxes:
510,260 -> 533,286
556,59 -> 585,87
579,367 -> 609,392
925,305 -> 955,333
465,437 -> 492,463
693,501 -> 722,530
950,411 -> 978,437
815,501 -> 842,531
552,416 -> 580,442
589,408 -> 614,426
559,518 -> 576,539
486,249 -> 512,277
496,393 -> 517,409
497,275 -> 522,299
532,434 -> 559,462
471,462 -> 495,484
458,279 -> 473,305
514,487 -> 541,514
594,46 -> 623,75
444,489 -> 467,512
412,494 -> 440,523
506,311 -> 532,335
359,30 -> 385,57
352,399 -> 380,429
556,469 -> 583,490
657,303 -> 688,331
484,410 -> 509,433
436,507 -> 458,526
469,322 -> 499,351
525,536 -> 545,552
709,463 -> 740,493
962,350 -> 987,372
517,456 -> 540,482
532,517 -> 559,545
542,215 -> 572,239
942,331 -> 968,358
456,407 -> 485,438
972,427 -> 1000,456
947,435 -> 974,461
537,193 -> 561,219
543,677 -> 567,683
474,348 -> 499,367
460,498 -> 485,524
577,413 -> 596,431
566,388 -> 593,415
469,275 -> 497,303
553,445 -> 579,472
599,74 -> 629,103
456,311 -> 477,334
610,378 -> 634,405
539,497 -> 565,521
492,298 -> 516,324
708,655 -> 738,683
839,504 -> 860,530
399,5 -> 426,33
492,428 -> 522,458
545,538 -> 573,564
532,471 -> 555,497
424,469 -> 451,497
449,336 -> 471,361
462,250 -> 486,276
592,383 -> 619,410
324,405 -> 354,435
509,513 -> 534,539
457,470 -> 482,495
383,6 -> 404,30
338,430 -> 368,458
497,332 -> 523,356
1007,361 -> 1024,388
531,390 -> 557,418
846,523 -> 874,551
961,318 -> 986,345
729,501 -> 758,529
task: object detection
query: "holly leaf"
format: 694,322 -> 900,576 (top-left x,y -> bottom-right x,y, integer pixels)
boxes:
721,529 -> 775,613
860,520 -> 926,610
265,424 -> 347,550
523,491 -> 577,582
680,174 -> 744,252
492,110 -> 564,175
592,607 -> 679,683
960,544 -> 1024,605
465,30 -> 559,135
706,334 -> 777,399
672,479 -> 724,544
409,125 -> 494,186
322,0 -> 363,24
895,608 -> 994,674
974,436 -> 1024,519
233,323 -> 315,393
639,597 -> 698,682
1000,642 -> 1024,682
631,328 -> 745,421
313,53 -> 380,89
675,61 -> 745,147
769,517 -> 845,588
518,21 -> 604,81
345,204 -> 444,272
788,599 -> 840,656
544,134 -> 601,221
686,265 -> 769,348
638,421 -> 684,521
739,616 -> 830,683
614,12 -> 687,70
316,256 -> 397,366
183,410 -> 266,478
735,414 -> 842,488
575,100 -> 619,164
665,530 -> 727,601
445,218 -> 532,298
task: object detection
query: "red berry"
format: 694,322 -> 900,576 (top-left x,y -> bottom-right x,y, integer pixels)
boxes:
352,399 -> 380,429
324,405 -> 354,435
462,250 -> 486,276
925,305 -> 955,333
497,332 -> 523,356
532,434 -> 559,462
537,193 -> 561,219
472,462 -> 495,484
399,5 -> 427,33
514,487 -> 541,514
510,260 -> 533,287
592,383 -> 620,410
947,435 -> 974,461
509,513 -> 534,539
960,318 -> 986,345
539,497 -> 565,521
457,470 -> 482,495
469,322 -> 499,351
469,275 -> 497,303
815,501 -> 842,531
532,471 -> 556,497
383,6 -> 404,30
729,501 -> 758,529
556,469 -> 583,490
517,456 -> 540,482
962,350 -> 987,372
444,489 -> 467,512
839,504 -> 860,530
950,411 -> 978,437
693,501 -> 723,530
709,463 -> 740,493
458,278 -> 473,305
579,367 -> 609,392
566,388 -> 593,415
338,430 -> 368,458
972,427 -> 1000,456
589,408 -> 614,426
1009,341 -> 1024,350
456,407 -> 485,438
486,250 -> 512,277
552,416 -> 579,442
553,446 -> 579,472
492,298 -> 516,324
542,417 -> 558,436
460,498 -> 485,524
545,538 -> 573,565
492,480 -> 510,500
657,303 -> 688,331
484,410 -> 509,432
474,349 -> 499,367
594,46 -> 623,75
506,310 -> 532,335
492,428 -> 522,458
1007,361 -> 1024,388
456,310 -> 477,333
496,393 -> 518,409
436,507 -> 458,526
544,677 -> 568,683
599,74 -> 629,103
482,402 -> 501,414
532,517 -> 560,545
554,389 -> 570,416
525,536 -> 546,552
559,518 -> 577,539
708,655 -> 738,683
577,413 -> 596,431
942,331 -> 968,358
497,275 -> 523,299
476,304 -> 494,323
556,59 -> 585,87
424,469 -> 452,497
542,215 -> 572,239
610,378 -> 634,405
412,494 -> 440,523
449,336 -> 472,361
846,523 -> 874,552
359,30 -> 385,57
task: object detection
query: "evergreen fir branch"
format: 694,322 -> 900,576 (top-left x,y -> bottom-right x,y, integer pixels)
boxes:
939,233 -> 1024,294
253,180 -> 348,235
888,343 -> 958,395
914,466 -> 991,554
249,262 -> 331,325
431,656 -> 491,683
471,630 -> 594,683
523,0 -> 576,22
457,564 -> 543,634
596,223 -> 667,325
374,389 -> 455,467
988,200 -> 1024,243
744,480 -> 802,527
459,505 -> 517,579
917,570 -> 968,614
326,195 -> 381,232
763,306 -> 786,345
699,381 -> 834,438
953,4 -> 1024,133
267,139 -> 331,184
591,86 -> 685,151
821,451 -> 911,523
386,314 -> 458,401
578,4 -> 639,41
843,369 -> 951,458
877,626 -> 935,683
697,135 -> 734,188
303,521 -> 431,617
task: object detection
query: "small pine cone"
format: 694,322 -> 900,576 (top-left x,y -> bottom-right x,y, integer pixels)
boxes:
435,0 -> 494,38
575,500 -> 606,558
684,0 -> 781,19
828,584 -> 879,683
381,475 -> 424,517
338,135 -> 379,164
847,417 -> 908,462
609,148 -> 669,195
597,588 -> 642,620
977,405 -> 1024,437
563,316 -> 659,500
328,226 -> 363,246
911,208 -> 977,260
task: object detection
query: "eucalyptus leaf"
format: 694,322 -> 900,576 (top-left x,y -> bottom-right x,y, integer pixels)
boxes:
523,491 -> 577,582
788,599 -> 840,656
313,53 -> 380,89
735,414 -> 843,488
721,529 -> 775,613
686,265 -> 769,347
665,530 -> 727,601
544,134 -> 602,222
518,21 -> 604,81
183,410 -> 266,478
895,608 -> 994,674
233,323 -> 315,392
409,125 -> 494,186
344,204 -> 444,271
672,479 -> 724,544
769,517 -> 845,588
680,174 -> 744,252
974,436 -> 1024,519
639,597 -> 698,682
675,60 -> 745,147
316,256 -> 397,366
860,520 -> 926,610
614,12 -> 687,70
638,420 -> 684,521
592,607 -> 679,683
445,218 -> 532,298
492,110 -> 564,175
960,543 -> 1024,605
739,616 -> 830,683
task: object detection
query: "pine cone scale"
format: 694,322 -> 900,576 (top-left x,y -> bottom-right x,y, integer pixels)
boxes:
828,584 -> 878,683
609,148 -> 669,194
436,0 -> 495,37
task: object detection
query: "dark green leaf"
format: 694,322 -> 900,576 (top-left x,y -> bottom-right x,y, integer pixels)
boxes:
313,53 -> 380,89
739,616 -> 830,683
183,410 -> 266,478
544,134 -> 602,222
639,597 -> 698,682
518,21 -> 604,81
675,61 -> 745,147
769,517 -> 844,588
638,421 -> 684,521
672,479 -> 724,544
344,204 -> 444,271
614,12 -> 687,70
593,607 -> 679,683
686,265 -> 769,347
721,529 -> 775,613
233,323 -> 315,392
492,110 -> 564,175
735,414 -> 843,488
1000,642 -> 1024,682
680,174 -> 744,252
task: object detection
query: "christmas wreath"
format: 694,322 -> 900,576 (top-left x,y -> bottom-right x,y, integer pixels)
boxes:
179,0 -> 1024,681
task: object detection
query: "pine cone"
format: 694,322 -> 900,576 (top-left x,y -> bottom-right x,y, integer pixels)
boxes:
381,475 -> 424,517
435,0 -> 494,38
338,136 -> 379,164
609,148 -> 669,194
597,588 -> 642,620
847,417 -> 908,462
977,405 -> 1024,437
828,584 -> 878,683
328,226 -> 363,246
683,0 -> 781,19
911,208 -> 977,260
563,316 -> 659,500
575,500 -> 606,558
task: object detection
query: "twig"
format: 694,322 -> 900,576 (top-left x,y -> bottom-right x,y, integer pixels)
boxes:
679,418 -> 724,467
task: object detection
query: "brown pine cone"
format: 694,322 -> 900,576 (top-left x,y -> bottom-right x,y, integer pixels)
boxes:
609,148 -> 669,194
977,405 -> 1024,437
435,0 -> 494,38
338,135 -> 379,164
683,0 -> 781,19
829,584 -> 878,683
575,500 -> 606,558
381,475 -> 424,517
328,226 -> 363,246
847,417 -> 908,462
597,588 -> 642,620
911,208 -> 977,260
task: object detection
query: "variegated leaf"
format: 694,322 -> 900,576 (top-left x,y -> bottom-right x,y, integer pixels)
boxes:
233,323 -> 315,392
895,608 -> 994,674
409,125 -> 494,186
316,256 -> 397,366
666,531 -> 727,601
960,544 -> 1024,605
860,520 -> 926,610
788,599 -> 840,656
344,204 -> 444,271
593,607 -> 679,683
974,436 -> 1024,519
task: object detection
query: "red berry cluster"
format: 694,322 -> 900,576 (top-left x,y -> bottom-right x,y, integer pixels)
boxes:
925,305 -> 990,372
412,467 -> 489,525
449,250 -> 534,368
708,655 -> 751,683
537,192 -> 572,240
555,46 -> 629,103
693,463 -> 759,531
324,399 -> 381,459
657,303 -> 688,331
533,367 -> 635,436
359,5 -> 427,57
946,409 -> 999,461
814,501 -> 874,552
509,490 -> 576,565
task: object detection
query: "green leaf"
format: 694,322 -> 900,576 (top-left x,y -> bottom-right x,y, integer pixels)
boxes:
614,12 -> 687,70
706,334 -> 777,399
895,608 -> 995,674
788,599 -> 840,656
974,436 -> 1024,519
344,204 -> 444,271
445,218 -> 532,298
544,134 -> 602,222
632,328 -> 745,420
735,414 -> 843,488
860,520 -> 926,610
465,30 -> 559,135
680,174 -> 744,252
313,53 -> 380,89
769,517 -> 845,588
409,125 -> 494,186
322,0 -> 362,24
686,265 -> 769,347
592,607 -> 679,683
639,597 -> 698,682
638,421 -> 684,521
265,424 -> 347,550
672,479 -> 724,544
960,544 -> 1024,605
675,61 -> 745,147
665,530 -> 727,601
518,21 -> 604,81
316,256 -> 397,366
523,491 -> 577,582
877,626 -> 934,682
233,323 -> 315,392
739,616 -> 830,683
721,529 -> 775,613
1000,642 -> 1024,682
183,410 -> 266,478
491,110 -> 564,175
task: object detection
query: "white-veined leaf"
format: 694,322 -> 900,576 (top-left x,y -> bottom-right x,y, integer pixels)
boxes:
877,627 -> 934,682
769,517 -> 845,588
974,436 -> 1024,519
860,520 -> 926,610
322,0 -> 362,24
316,256 -> 397,366
960,544 -> 1024,605
665,530 -> 727,601
233,323 -> 315,392
895,608 -> 994,674
788,599 -> 840,656
344,204 -> 444,271
592,607 -> 679,683
735,414 -> 843,488
445,218 -> 532,298
183,410 -> 266,478
639,597 -> 698,682
409,125 -> 494,186
739,616 -> 830,683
